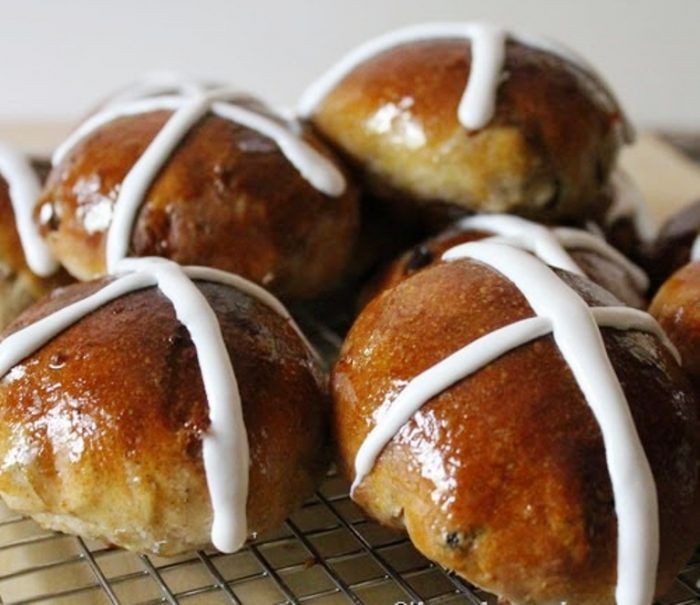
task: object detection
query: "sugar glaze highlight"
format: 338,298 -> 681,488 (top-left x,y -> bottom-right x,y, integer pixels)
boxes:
352,241 -> 677,605
0,256 -> 314,553
53,80 -> 347,273
298,22 -> 633,141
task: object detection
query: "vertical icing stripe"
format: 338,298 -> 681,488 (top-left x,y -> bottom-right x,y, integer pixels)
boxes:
0,143 -> 59,277
142,261 -> 249,553
52,83 -> 347,272
183,265 -> 319,359
353,242 -> 663,605
456,24 -> 507,129
0,257 -> 319,553
445,243 -> 657,605
297,21 -> 633,141
104,95 -> 213,272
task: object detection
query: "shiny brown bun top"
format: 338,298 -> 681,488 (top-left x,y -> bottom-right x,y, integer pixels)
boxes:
650,261 -> 700,390
364,223 -> 647,309
0,277 -> 328,555
332,261 -> 700,604
307,39 -> 622,224
37,105 -> 359,300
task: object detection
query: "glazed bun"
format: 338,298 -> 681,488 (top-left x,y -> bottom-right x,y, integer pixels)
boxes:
300,23 -> 629,225
366,214 -> 648,308
332,243 -> 700,605
648,199 -> 700,289
650,261 -> 700,391
593,169 -> 655,264
37,82 -> 359,300
0,258 -> 327,555
0,145 -> 68,329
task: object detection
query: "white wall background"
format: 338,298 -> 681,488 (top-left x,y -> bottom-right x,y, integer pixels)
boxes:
0,0 -> 698,129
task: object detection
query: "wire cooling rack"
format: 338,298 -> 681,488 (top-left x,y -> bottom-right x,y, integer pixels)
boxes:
1,474 -> 700,605
1,317 -> 700,605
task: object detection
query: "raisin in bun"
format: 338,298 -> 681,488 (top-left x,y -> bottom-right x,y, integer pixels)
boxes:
0,258 -> 327,555
332,242 -> 700,605
365,214 -> 648,309
0,145 -> 69,329
650,261 -> 700,392
37,82 -> 359,300
299,22 -> 630,226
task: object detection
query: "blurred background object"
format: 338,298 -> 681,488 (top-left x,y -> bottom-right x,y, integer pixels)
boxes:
0,0 -> 697,219
0,0 -> 697,135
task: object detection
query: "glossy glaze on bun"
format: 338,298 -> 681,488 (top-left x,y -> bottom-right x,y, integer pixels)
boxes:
301,24 -> 628,225
38,89 -> 359,300
0,261 -> 328,555
331,248 -> 700,605
650,261 -> 700,392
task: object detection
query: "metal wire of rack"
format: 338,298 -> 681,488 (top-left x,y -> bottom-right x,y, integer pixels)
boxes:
1,313 -> 700,605
1,472 -> 700,605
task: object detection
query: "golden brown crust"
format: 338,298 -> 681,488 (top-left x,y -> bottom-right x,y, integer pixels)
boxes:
0,167 -> 71,330
332,261 -> 700,604
650,261 -> 700,391
364,226 -> 646,309
309,40 -> 621,225
37,108 -> 360,300
0,278 -> 328,555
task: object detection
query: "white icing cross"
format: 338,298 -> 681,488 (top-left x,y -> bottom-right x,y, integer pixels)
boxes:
52,82 -> 347,273
0,256 -> 315,553
0,143 -> 58,277
353,242 -> 674,605
298,21 -> 633,142
455,213 -> 649,292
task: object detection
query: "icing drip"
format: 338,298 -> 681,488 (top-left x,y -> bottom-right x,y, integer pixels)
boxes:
52,82 -> 347,273
456,24 -> 507,130
0,143 -> 58,277
298,22 -> 633,141
0,256 -> 314,553
107,95 -> 214,271
353,242 -> 666,605
456,213 -> 649,291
